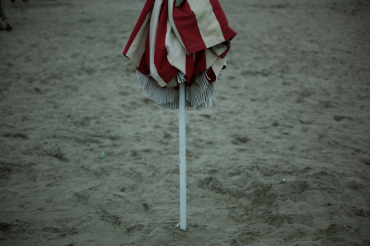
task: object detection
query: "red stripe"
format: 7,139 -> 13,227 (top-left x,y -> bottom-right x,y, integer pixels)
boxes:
192,50 -> 207,76
136,28 -> 150,75
145,26 -> 151,72
136,54 -> 150,75
208,0 -> 237,42
172,1 -> 206,55
123,0 -> 155,56
185,53 -> 194,83
154,0 -> 178,84
206,68 -> 216,83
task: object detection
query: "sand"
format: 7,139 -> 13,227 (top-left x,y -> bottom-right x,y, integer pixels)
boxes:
0,0 -> 370,245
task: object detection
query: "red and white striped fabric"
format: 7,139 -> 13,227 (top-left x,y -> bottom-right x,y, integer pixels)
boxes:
123,0 -> 237,110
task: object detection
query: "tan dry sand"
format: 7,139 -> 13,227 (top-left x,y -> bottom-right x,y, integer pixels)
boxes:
1,0 -> 370,245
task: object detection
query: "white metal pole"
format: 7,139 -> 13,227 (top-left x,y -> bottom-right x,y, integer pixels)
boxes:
178,82 -> 186,230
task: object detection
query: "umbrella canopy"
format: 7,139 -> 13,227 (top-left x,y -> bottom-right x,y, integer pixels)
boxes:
123,0 -> 237,111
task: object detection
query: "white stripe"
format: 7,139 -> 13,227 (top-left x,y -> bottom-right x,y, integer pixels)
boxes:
126,12 -> 151,67
149,0 -> 167,87
211,56 -> 226,77
187,0 -> 225,48
165,19 -> 186,75
205,48 -> 219,70
211,43 -> 228,56
175,0 -> 184,7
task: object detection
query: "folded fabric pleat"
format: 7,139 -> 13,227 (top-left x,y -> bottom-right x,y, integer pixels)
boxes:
123,0 -> 236,110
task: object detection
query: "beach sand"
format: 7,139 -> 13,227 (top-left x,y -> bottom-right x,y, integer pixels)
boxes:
0,0 -> 369,245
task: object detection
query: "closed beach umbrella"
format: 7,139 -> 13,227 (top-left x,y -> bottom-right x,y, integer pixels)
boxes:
123,0 -> 236,230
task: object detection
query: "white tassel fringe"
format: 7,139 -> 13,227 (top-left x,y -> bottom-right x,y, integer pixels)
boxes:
135,70 -> 222,111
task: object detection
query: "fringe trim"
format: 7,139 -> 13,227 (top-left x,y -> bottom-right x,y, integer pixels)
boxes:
135,70 -> 222,111
216,72 -> 222,82
191,70 -> 217,110
136,70 -> 175,105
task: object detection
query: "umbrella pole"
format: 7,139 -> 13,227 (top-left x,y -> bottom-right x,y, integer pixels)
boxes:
179,81 -> 186,230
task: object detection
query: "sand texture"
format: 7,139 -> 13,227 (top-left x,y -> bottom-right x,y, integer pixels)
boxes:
1,0 -> 370,245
